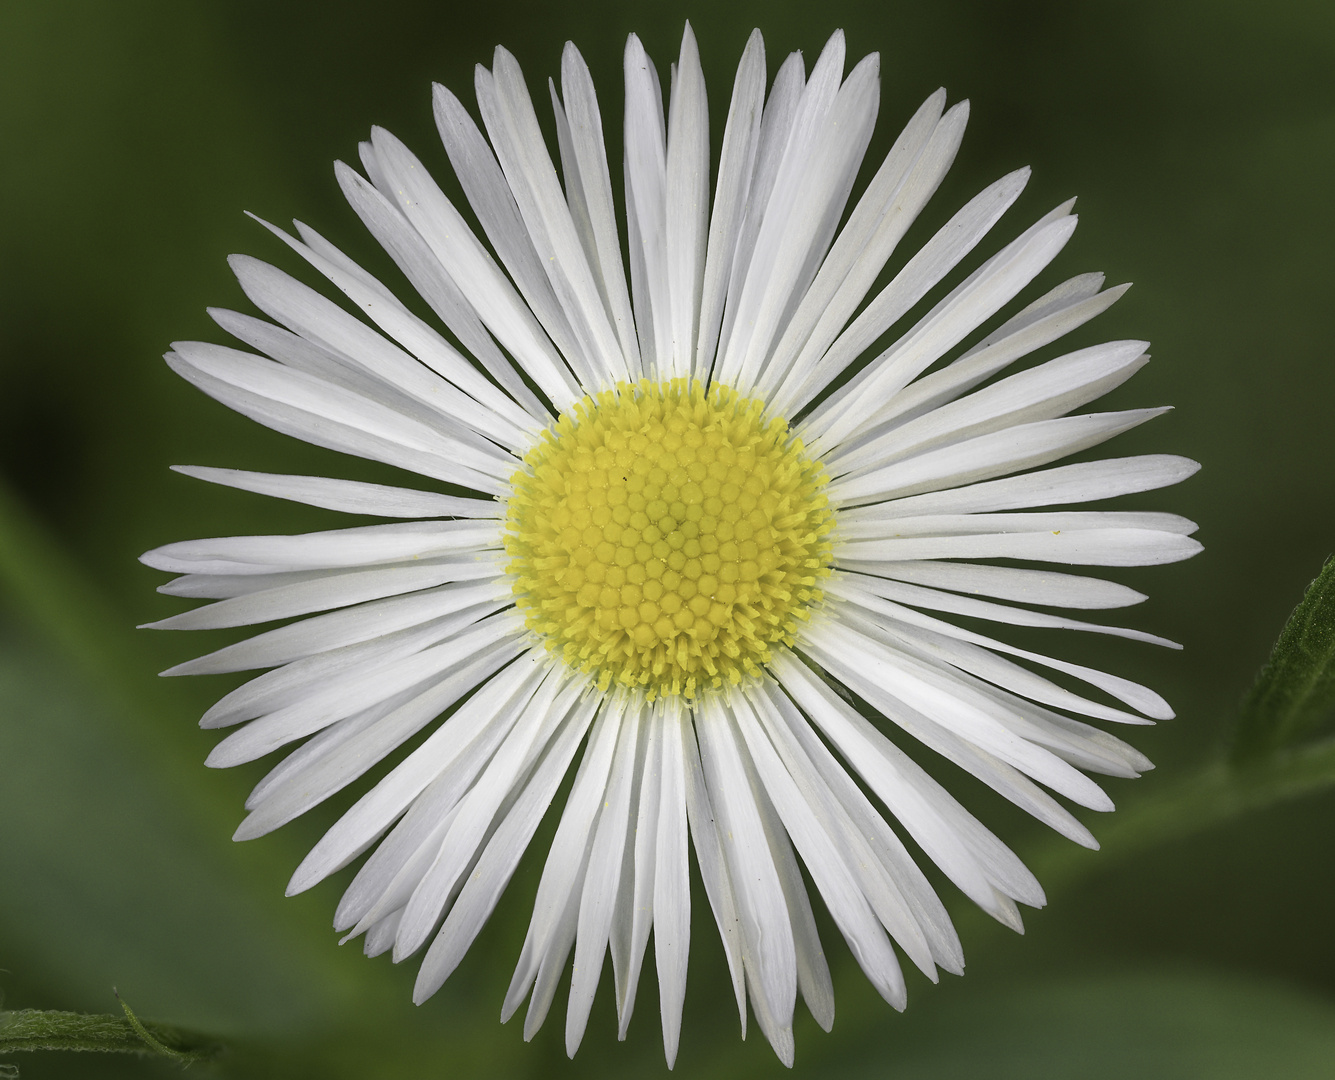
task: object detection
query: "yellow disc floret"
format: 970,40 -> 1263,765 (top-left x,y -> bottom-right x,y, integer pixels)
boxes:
504,379 -> 833,700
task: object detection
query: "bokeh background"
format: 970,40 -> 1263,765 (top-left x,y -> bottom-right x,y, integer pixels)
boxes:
2,0 -> 1334,1076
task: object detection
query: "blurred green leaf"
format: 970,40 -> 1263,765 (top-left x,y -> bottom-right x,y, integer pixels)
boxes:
0,997 -> 222,1062
810,969 -> 1335,1080
1233,555 -> 1335,762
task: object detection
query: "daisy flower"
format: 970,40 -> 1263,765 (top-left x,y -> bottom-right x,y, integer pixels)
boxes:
143,25 -> 1201,1068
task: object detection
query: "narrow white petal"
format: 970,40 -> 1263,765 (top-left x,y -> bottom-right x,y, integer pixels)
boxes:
244,218 -> 535,450
145,553 -> 503,629
694,29 -> 765,380
566,703 -> 641,1055
236,643 -> 522,841
836,526 -> 1202,568
697,697 -> 797,1064
366,127 -> 581,409
866,278 -> 1131,432
771,648 -> 1043,921
208,612 -> 525,767
775,148 -> 1029,419
616,703 -> 661,1037
335,160 -> 552,423
827,581 -> 1163,722
731,695 -> 837,1031
478,52 -> 629,387
827,408 -> 1172,506
759,89 -> 955,406
395,666 -> 580,959
172,465 -> 500,520
502,694 -> 625,1024
432,80 -> 587,377
558,43 -> 641,371
289,647 -> 548,893
166,579 -> 511,676
805,615 -> 1113,810
711,50 -> 805,380
654,700 -> 691,1066
623,34 -> 670,374
736,690 -> 907,1009
840,454 -> 1202,520
200,601 -> 500,727
838,558 -> 1147,610
413,687 -> 599,1000
720,38 -> 881,396
663,24 -> 709,380
165,345 -> 508,493
229,248 -> 527,457
143,520 -> 502,577
681,714 -> 747,1035
829,569 -> 1175,650
805,207 -> 1080,453
751,681 -> 947,978
829,340 -> 1152,476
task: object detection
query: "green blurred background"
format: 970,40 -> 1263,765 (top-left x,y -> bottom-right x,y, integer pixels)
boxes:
2,0 -> 1334,1076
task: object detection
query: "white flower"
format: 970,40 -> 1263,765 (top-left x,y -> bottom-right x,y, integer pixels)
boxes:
143,25 -> 1200,1068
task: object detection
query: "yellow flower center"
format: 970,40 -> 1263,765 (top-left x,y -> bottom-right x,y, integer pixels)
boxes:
504,379 -> 833,700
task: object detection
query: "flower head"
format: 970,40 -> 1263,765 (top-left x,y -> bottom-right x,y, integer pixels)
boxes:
144,25 -> 1200,1067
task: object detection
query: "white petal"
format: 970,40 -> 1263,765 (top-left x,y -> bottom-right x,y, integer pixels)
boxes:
413,686 -> 600,1000
828,569 -> 1175,650
866,277 -> 1130,432
696,696 -> 797,1065
804,615 -> 1112,810
396,666 -> 580,958
681,714 -> 747,1035
694,29 -> 765,381
711,50 -> 805,383
836,558 -> 1147,610
145,555 -> 503,630
664,24 -> 709,380
432,80 -> 586,378
207,612 -> 525,767
835,526 -> 1202,567
735,690 -> 906,1009
839,454 -> 1202,519
236,643 -> 523,841
143,519 -> 502,577
654,699 -> 691,1066
165,345 -> 507,493
751,681 -> 949,978
730,695 -> 837,1031
758,89 -> 955,407
566,701 -> 641,1055
623,34 -> 670,375
502,693 -> 625,1025
827,582 -> 1163,722
771,648 -> 1042,923
478,52 -> 629,387
365,127 -> 581,409
829,340 -> 1152,476
243,219 -> 535,450
200,602 -> 499,728
557,44 -> 641,371
615,702 -> 661,1037
827,408 -> 1172,506
805,206 -> 1080,453
165,579 -> 511,676
288,646 -> 549,893
171,465 -> 500,520
334,160 -> 552,423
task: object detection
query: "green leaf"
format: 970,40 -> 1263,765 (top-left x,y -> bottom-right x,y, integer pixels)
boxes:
1233,555 -> 1335,762
0,996 -> 222,1062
